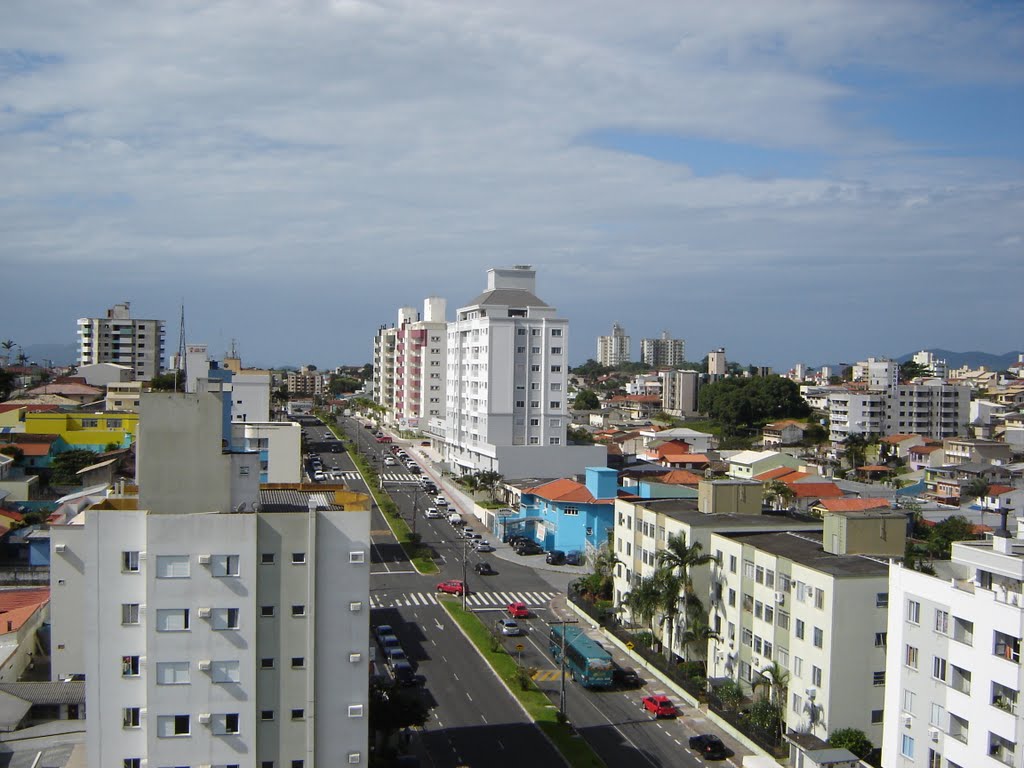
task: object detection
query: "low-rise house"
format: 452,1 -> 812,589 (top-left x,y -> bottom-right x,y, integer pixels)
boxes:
762,420 -> 808,447
606,394 -> 662,420
0,681 -> 85,729
639,427 -> 716,454
0,588 -> 50,684
728,450 -> 803,481
810,498 -> 892,517
944,437 -> 1013,466
24,381 -> 103,406
508,467 -> 618,554
907,442 -> 945,471
878,433 -> 927,460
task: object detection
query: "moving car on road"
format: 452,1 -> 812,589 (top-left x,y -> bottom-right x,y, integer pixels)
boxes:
474,562 -> 496,576
475,542 -> 495,553
436,579 -> 467,596
507,602 -> 529,618
424,507 -> 443,519
612,665 -> 642,688
496,618 -> 521,636
642,695 -> 678,718
688,734 -> 728,760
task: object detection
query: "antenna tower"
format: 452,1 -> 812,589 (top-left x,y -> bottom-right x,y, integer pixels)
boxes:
175,303 -> 186,392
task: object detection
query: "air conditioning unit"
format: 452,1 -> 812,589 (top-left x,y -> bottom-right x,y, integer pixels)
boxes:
55,544 -> 67,553
138,551 -> 147,560
196,607 -> 212,618
197,713 -> 211,725
197,659 -> 212,671
775,591 -> 785,604
928,727 -> 940,742
198,554 -> 212,564
903,714 -> 913,728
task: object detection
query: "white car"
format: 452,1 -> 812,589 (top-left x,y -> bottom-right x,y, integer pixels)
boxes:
384,457 -> 397,466
424,507 -> 443,519
475,542 -> 495,553
313,471 -> 326,481
434,496 -> 448,507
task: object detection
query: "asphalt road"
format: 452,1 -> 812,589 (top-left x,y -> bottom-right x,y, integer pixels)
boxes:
326,414 -> 733,768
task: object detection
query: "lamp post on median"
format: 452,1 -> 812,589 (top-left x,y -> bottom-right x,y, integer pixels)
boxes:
462,538 -> 469,611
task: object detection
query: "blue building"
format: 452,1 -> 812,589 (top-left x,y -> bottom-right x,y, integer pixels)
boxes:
508,467 -> 618,555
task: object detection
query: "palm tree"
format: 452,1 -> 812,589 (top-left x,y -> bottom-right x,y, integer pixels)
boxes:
679,614 -> 719,666
655,533 -> 719,656
621,575 -> 660,631
763,480 -> 795,511
654,570 -> 685,661
586,543 -> 621,601
753,661 -> 790,738
0,340 -> 14,368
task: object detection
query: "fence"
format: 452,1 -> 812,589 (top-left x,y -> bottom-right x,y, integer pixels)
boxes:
568,586 -> 785,756
0,565 -> 50,586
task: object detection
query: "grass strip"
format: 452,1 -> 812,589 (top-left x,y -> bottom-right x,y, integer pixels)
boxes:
441,599 -> 607,768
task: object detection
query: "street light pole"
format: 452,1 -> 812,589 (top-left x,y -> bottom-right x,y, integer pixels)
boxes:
550,618 -> 578,722
462,538 -> 468,611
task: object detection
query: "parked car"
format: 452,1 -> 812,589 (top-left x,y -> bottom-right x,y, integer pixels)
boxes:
475,542 -> 495,553
391,660 -> 420,687
506,534 -> 531,547
545,549 -> 566,565
474,561 -> 496,575
384,456 -> 397,466
379,634 -> 402,652
612,666 -> 642,688
434,496 -> 449,507
507,602 -> 529,618
436,579 -> 467,596
385,647 -> 408,668
424,507 -> 443,519
496,618 -> 521,636
688,734 -> 728,760
375,624 -> 394,642
565,550 -> 584,566
642,695 -> 678,718
515,540 -> 544,556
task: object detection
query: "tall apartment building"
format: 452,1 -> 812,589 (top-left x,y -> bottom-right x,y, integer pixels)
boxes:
660,369 -> 700,418
708,348 -> 727,378
50,388 -> 371,767
641,331 -> 685,368
882,520 -> 1024,768
912,350 -> 948,379
372,298 -> 447,428
597,322 -> 630,367
827,383 -> 969,444
853,357 -> 900,391
711,515 -> 901,757
445,266 -> 605,479
286,366 -> 325,397
77,302 -> 166,381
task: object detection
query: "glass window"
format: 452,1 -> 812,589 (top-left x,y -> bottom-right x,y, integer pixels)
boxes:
155,608 -> 190,632
901,734 -> 915,759
211,660 -> 241,683
813,627 -> 824,648
795,619 -> 805,640
157,714 -> 190,737
211,554 -> 240,577
121,603 -> 140,625
905,645 -> 919,669
907,600 -> 920,624
122,551 -> 140,572
934,609 -> 949,634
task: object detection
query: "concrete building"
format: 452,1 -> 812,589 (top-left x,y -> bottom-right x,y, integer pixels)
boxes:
827,382 -> 969,445
852,358 -> 900,391
912,350 -> 948,379
881,519 -> 1024,768
76,302 -> 166,381
641,331 -> 685,368
76,362 -> 134,387
286,366 -> 325,398
708,348 -> 727,379
373,298 -> 447,429
597,322 -> 631,367
444,266 -> 605,479
711,522 -> 897,753
660,369 -> 700,418
49,389 -> 371,768
510,467 -> 617,555
232,421 -> 302,483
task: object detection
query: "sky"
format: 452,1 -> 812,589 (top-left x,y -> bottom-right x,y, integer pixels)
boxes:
2,0 -> 1022,372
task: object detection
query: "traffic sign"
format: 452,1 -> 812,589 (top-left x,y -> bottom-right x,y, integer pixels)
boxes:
515,643 -> 525,652
626,642 -> 634,650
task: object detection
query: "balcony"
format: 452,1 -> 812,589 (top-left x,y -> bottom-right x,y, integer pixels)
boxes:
994,631 -> 1021,664
991,682 -> 1018,716
952,616 -> 974,646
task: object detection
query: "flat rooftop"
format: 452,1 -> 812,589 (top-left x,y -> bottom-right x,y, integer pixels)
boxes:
721,531 -> 890,578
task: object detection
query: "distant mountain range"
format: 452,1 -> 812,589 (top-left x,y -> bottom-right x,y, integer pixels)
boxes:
895,349 -> 1022,371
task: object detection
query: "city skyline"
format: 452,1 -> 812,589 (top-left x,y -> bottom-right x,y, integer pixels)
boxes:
2,1 -> 1022,369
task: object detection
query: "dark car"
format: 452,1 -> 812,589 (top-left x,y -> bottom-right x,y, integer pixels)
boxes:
474,561 -> 496,575
506,534 -> 530,546
391,660 -> 421,687
612,666 -> 642,688
565,550 -> 584,566
688,734 -> 728,760
545,550 -> 566,565
515,540 -> 544,556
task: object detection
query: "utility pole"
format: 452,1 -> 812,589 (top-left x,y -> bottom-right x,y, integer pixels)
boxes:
462,538 -> 469,611
550,618 -> 579,722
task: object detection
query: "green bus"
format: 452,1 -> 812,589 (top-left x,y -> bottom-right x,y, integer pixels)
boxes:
549,625 -> 614,689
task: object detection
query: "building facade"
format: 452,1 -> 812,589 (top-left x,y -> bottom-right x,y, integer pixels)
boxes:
641,331 -> 685,368
660,369 -> 700,418
76,302 -> 166,381
597,322 -> 630,367
444,266 -> 605,479
708,348 -> 727,378
373,299 -> 447,429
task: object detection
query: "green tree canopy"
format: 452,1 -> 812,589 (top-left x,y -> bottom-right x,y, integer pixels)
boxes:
573,389 -> 600,410
50,449 -> 100,485
697,376 -> 810,433
899,360 -> 931,382
328,375 -> 362,395
148,371 -> 181,392
0,444 -> 24,464
927,515 -> 979,559
827,727 -> 874,759
0,369 -> 15,400
571,359 -> 612,381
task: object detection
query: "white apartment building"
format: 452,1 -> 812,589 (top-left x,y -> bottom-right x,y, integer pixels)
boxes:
77,302 -> 166,381
711,519 -> 898,752
660,369 -> 700,418
827,384 -> 969,444
444,266 -> 605,479
233,421 -> 302,483
853,358 -> 900,391
641,331 -> 685,368
882,523 -> 1024,768
50,390 -> 371,768
708,348 -> 727,378
373,299 -> 447,429
912,350 -> 948,379
597,322 -> 630,367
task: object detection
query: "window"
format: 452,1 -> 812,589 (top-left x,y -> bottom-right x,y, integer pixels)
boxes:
212,607 -> 241,630
211,660 -> 241,683
516,400 -> 525,408
122,551 -> 140,572
777,610 -> 790,630
213,713 -> 240,735
551,329 -> 562,337
742,628 -> 753,647
260,658 -> 275,669
793,657 -> 802,677
551,346 -> 562,354
549,437 -> 560,445
905,645 -> 919,669
261,710 -> 275,721
531,346 -> 540,354
908,599 -> 921,624
929,703 -> 944,727
934,609 -> 949,634
121,603 -> 140,625
764,569 -> 775,588
795,619 -> 805,640
156,608 -> 190,632
811,666 -> 822,687
728,588 -> 736,607
932,656 -> 947,682
157,714 -> 190,737
755,565 -> 764,584
901,734 -> 915,759
349,601 -> 363,612
530,401 -> 539,408
743,560 -> 755,579
549,401 -> 561,409
291,657 -> 305,668
813,627 -> 824,648
550,364 -> 562,372
873,671 -> 885,686
156,661 -> 190,685
350,550 -> 366,564
871,709 -> 883,724
122,655 -> 140,677
814,588 -> 825,610
261,552 -> 276,564
876,592 -> 889,608
291,552 -> 306,564
764,605 -> 774,624
291,605 -> 307,617
754,600 -> 763,620
348,704 -> 364,718
155,555 -> 190,578
261,606 -> 276,617
729,555 -> 737,573
517,328 -> 526,335
123,707 -> 141,728
291,709 -> 305,720
124,760 -> 142,768
211,554 -> 240,577
904,688 -> 915,712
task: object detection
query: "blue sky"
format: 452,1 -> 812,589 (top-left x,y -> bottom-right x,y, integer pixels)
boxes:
0,1 -> 1021,371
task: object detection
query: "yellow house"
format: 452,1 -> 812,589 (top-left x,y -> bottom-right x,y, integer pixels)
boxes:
23,411 -> 139,451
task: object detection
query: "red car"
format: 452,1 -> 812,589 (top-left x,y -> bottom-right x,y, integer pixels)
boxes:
642,695 -> 678,718
436,579 -> 467,596
507,601 -> 529,618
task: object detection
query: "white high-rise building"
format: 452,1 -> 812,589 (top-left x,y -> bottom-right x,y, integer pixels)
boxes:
660,369 -> 700,418
50,389 -> 371,768
444,266 -> 605,479
708,347 -> 727,378
77,302 -> 166,381
597,322 -> 631,367
882,520 -> 1024,768
373,298 -> 447,428
641,331 -> 685,368
912,350 -> 948,379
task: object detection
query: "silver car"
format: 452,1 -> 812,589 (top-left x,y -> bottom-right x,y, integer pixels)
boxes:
496,619 -> 521,636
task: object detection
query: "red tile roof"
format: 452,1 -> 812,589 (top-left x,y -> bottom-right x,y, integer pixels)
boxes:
754,467 -> 808,482
987,485 -> 1015,496
909,445 -> 942,454
655,470 -> 704,486
525,478 -> 614,503
816,498 -> 891,512
880,434 -> 921,444
0,588 -> 49,635
790,482 -> 844,499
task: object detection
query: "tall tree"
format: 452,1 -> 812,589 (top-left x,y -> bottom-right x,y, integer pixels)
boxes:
655,532 -> 718,661
0,339 -> 14,368
679,614 -> 719,666
573,389 -> 600,410
654,570 -> 685,661
621,575 -> 661,631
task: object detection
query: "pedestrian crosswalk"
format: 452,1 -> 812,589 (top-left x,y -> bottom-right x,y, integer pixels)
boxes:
379,472 -> 418,482
370,590 -> 558,609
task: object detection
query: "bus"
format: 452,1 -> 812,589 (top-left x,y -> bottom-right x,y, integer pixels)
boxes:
549,625 -> 614,689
